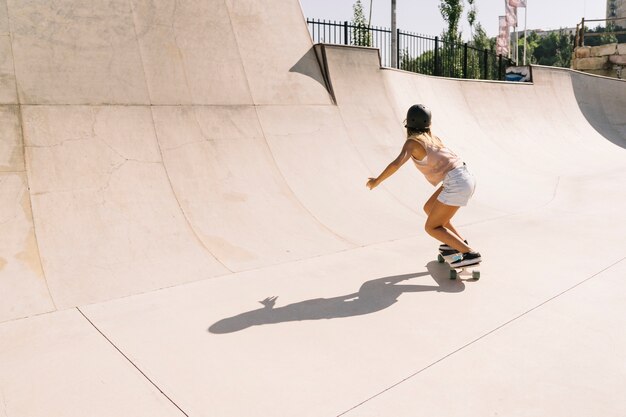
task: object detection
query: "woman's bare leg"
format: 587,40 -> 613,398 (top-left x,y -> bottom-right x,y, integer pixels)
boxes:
424,187 -> 465,242
424,200 -> 472,253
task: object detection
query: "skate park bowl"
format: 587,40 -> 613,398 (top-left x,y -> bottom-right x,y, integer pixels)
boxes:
1,1 -> 626,416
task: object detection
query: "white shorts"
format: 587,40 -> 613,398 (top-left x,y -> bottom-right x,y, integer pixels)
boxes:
437,164 -> 476,207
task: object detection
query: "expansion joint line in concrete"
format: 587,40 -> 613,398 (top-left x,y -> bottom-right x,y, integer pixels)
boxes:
146,106 -> 234,273
223,1 -> 255,105
76,308 -> 190,417
5,0 -> 58,312
337,256 -> 626,417
16,106 -> 58,311
126,0 -> 153,107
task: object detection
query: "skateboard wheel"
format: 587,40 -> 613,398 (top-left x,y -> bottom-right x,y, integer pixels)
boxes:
449,269 -> 457,280
438,254 -> 444,263
472,271 -> 480,280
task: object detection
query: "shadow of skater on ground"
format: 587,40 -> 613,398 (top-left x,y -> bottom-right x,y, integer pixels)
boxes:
209,261 -> 471,334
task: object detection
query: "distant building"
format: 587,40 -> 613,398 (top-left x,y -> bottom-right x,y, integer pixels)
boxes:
513,28 -> 577,39
533,28 -> 577,38
607,0 -> 626,20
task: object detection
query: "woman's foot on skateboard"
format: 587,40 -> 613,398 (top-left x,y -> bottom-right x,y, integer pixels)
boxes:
450,251 -> 482,267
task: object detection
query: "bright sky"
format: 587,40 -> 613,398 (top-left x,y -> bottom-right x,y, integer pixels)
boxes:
299,0 -> 607,40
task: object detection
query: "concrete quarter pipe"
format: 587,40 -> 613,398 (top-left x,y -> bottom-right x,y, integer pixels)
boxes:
1,1 -> 625,416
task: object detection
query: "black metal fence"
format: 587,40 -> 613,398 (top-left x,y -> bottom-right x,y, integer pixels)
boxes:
307,19 -> 513,81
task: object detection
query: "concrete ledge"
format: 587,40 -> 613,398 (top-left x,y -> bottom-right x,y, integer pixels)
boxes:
573,56 -> 610,70
590,43 -> 618,57
582,68 -> 620,78
575,46 -> 591,58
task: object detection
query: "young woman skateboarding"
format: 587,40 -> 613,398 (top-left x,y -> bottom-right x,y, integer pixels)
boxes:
366,104 -> 481,267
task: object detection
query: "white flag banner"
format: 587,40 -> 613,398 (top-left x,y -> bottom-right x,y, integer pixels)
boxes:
498,16 -> 509,39
508,0 -> 527,8
505,1 -> 518,26
496,35 -> 509,56
497,16 -> 510,56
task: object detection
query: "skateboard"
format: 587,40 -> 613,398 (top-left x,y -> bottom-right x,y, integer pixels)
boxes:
438,249 -> 481,280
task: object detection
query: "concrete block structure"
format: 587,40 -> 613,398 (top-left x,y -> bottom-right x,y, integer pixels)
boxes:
607,0 -> 626,19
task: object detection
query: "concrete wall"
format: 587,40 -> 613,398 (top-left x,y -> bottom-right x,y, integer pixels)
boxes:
572,43 -> 626,78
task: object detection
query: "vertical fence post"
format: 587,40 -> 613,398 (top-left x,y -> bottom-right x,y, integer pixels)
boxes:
434,36 -> 439,76
581,18 -> 586,46
391,0 -> 397,68
463,43 -> 468,78
344,21 -> 349,45
498,54 -> 503,80
396,28 -> 401,68
483,49 -> 488,80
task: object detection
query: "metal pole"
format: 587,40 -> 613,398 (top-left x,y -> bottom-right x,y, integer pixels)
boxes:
397,28 -> 401,68
523,6 -> 528,65
391,0 -> 397,68
463,43 -> 468,78
515,26 -> 518,64
434,36 -> 439,76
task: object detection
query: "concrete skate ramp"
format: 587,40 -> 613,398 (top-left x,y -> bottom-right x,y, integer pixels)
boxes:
571,71 -> 626,148
1,1 -> 626,416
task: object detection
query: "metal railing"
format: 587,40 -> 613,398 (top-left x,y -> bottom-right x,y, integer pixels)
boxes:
575,16 -> 626,47
307,19 -> 513,81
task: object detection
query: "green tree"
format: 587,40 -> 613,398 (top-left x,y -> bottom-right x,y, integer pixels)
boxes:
439,0 -> 464,44
531,30 -> 572,68
554,32 -> 573,67
467,0 -> 477,40
583,24 -> 624,46
471,23 -> 494,51
438,0 -> 464,77
400,49 -> 436,75
465,23 -> 489,79
351,0 -> 371,47
519,31 -> 541,64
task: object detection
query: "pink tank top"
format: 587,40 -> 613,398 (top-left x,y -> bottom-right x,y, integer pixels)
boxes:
409,138 -> 462,186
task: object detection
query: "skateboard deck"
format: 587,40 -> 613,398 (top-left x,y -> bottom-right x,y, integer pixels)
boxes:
438,250 -> 481,280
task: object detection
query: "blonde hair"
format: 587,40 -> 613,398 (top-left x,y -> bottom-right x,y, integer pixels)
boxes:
407,127 -> 444,149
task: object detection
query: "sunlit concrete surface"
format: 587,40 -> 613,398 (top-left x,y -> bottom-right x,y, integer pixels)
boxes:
0,1 -> 625,416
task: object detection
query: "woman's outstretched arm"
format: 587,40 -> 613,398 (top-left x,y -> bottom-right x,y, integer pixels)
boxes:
366,140 -> 422,190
